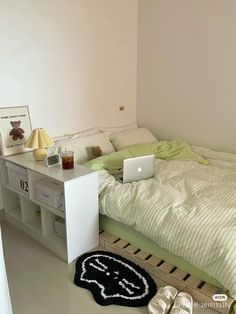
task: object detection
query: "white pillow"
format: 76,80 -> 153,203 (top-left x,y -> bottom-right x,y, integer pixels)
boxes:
70,127 -> 100,139
110,128 -> 157,151
56,133 -> 115,163
53,127 -> 99,142
99,123 -> 138,135
53,134 -> 72,142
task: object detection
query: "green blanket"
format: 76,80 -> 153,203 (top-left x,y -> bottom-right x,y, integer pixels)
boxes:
85,140 -> 208,171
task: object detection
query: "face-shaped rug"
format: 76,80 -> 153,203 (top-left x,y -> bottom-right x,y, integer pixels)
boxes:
74,250 -> 157,307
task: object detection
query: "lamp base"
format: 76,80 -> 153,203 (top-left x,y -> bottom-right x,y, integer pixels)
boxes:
33,148 -> 48,161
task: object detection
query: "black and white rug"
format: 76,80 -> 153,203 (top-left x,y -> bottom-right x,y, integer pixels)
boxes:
74,250 -> 157,307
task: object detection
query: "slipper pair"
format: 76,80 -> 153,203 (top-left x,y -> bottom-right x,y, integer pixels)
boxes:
148,286 -> 193,314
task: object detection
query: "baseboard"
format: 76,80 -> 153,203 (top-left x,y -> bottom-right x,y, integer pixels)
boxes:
0,209 -> 4,222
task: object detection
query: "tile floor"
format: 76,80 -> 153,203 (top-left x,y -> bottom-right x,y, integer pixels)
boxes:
1,222 -> 217,314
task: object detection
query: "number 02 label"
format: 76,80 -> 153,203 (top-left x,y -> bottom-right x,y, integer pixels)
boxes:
20,179 -> 29,193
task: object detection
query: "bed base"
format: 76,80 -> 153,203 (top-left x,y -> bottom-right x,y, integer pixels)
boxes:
99,230 -> 235,314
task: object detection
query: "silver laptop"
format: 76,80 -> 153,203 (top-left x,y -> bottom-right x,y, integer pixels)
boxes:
114,155 -> 155,183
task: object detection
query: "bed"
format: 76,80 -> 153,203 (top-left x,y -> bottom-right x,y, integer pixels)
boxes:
85,141 -> 236,313
55,126 -> 236,312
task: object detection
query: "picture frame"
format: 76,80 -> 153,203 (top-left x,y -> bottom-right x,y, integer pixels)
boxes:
0,106 -> 32,156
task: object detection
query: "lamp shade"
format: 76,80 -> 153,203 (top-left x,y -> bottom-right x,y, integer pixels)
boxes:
26,128 -> 54,149
26,129 -> 54,161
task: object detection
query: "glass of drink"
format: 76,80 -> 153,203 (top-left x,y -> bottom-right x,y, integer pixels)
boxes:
61,151 -> 74,170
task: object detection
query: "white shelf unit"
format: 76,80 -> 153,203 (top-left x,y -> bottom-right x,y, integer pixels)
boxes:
0,153 -> 98,263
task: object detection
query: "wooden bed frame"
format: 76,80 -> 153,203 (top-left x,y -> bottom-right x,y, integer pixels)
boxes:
99,230 -> 235,314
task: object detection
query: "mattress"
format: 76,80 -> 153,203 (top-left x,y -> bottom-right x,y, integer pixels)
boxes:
97,146 -> 236,298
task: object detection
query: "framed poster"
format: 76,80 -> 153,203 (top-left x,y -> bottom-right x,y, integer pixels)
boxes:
0,106 -> 32,156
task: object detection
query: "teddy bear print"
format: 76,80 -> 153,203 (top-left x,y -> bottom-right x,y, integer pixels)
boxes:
9,121 -> 25,141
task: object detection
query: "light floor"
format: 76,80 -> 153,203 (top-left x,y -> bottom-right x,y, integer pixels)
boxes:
2,222 -> 217,314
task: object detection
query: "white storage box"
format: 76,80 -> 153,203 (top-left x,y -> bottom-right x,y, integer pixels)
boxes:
6,162 -> 29,196
34,179 -> 63,208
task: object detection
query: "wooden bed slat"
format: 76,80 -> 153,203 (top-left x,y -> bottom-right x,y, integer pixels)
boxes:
200,283 -> 218,294
114,239 -> 129,249
185,276 -> 202,288
146,255 -> 162,267
100,232 -> 119,244
135,250 -> 150,260
124,244 -> 138,255
172,268 -> 188,280
158,262 -> 175,274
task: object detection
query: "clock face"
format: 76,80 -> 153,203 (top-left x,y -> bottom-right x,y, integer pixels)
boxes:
45,154 -> 61,167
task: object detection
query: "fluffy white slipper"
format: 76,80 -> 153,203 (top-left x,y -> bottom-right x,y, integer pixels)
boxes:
169,292 -> 193,314
148,286 -> 178,314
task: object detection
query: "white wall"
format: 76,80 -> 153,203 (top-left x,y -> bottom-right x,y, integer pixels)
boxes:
137,0 -> 236,152
0,0 -> 137,137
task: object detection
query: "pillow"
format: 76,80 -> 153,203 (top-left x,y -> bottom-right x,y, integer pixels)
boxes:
70,127 -> 100,139
53,134 -> 72,142
53,127 -> 99,142
56,133 -> 115,164
99,123 -> 138,135
110,128 -> 157,151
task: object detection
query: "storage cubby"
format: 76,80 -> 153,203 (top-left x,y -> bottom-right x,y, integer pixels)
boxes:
41,208 -> 66,252
21,198 -> 42,234
3,188 -> 22,221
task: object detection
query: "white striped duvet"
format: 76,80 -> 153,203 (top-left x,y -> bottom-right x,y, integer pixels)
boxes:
97,147 -> 236,298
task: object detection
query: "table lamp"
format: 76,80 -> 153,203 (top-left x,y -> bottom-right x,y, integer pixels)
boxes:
26,128 -> 54,161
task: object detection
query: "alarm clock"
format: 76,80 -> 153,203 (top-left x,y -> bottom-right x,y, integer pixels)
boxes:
45,153 -> 61,167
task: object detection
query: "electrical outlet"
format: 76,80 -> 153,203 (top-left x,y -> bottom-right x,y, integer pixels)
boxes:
119,105 -> 125,111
